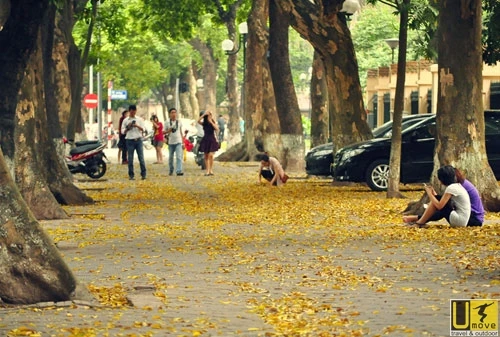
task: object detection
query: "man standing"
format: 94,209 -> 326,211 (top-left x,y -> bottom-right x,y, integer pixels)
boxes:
217,114 -> 226,144
165,108 -> 184,176
121,105 -> 147,180
117,110 -> 128,164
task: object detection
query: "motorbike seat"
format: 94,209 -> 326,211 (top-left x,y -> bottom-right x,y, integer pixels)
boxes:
75,140 -> 100,147
70,143 -> 102,156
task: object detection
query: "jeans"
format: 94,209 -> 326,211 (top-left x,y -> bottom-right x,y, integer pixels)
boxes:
126,139 -> 146,179
168,143 -> 183,174
218,128 -> 225,143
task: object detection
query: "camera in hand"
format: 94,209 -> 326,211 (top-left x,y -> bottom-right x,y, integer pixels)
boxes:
126,120 -> 136,130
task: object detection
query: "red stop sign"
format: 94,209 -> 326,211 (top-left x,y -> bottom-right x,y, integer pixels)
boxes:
83,93 -> 98,109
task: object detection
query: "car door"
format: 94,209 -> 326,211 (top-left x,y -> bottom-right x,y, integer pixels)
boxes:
485,113 -> 500,178
400,121 -> 436,183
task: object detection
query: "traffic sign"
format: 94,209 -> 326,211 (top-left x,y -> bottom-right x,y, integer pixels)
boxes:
111,90 -> 127,100
83,93 -> 98,109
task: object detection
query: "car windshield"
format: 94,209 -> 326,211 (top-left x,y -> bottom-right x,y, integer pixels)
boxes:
373,116 -> 431,138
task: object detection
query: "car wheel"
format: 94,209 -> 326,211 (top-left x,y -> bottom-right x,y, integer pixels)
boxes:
365,159 -> 389,191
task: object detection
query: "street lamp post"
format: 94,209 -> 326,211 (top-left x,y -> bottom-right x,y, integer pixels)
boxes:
222,22 -> 248,119
340,0 -> 360,21
385,38 -> 399,64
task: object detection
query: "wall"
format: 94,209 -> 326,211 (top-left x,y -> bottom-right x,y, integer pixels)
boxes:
366,61 -> 500,127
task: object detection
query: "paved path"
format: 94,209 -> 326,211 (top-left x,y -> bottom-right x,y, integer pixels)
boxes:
0,147 -> 498,337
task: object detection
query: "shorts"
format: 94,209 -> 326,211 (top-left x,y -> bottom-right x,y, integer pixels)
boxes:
153,140 -> 164,147
261,169 -> 277,185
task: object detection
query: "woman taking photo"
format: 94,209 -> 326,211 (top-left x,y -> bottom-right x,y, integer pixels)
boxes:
197,110 -> 219,176
151,115 -> 164,164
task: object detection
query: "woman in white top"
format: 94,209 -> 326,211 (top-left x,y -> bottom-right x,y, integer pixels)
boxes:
403,165 -> 471,227
258,153 -> 286,186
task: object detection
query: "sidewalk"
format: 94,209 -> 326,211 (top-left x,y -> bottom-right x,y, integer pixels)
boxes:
0,150 -> 498,337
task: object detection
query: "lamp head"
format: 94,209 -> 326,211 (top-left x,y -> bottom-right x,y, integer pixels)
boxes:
221,39 -> 235,52
340,0 -> 360,15
238,22 -> 248,35
385,38 -> 399,50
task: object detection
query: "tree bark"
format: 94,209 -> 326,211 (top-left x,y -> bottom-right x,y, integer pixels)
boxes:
218,0 -> 284,162
433,0 -> 500,211
0,0 -> 77,305
269,0 -> 304,171
65,0 -> 96,141
45,3 -> 65,140
188,63 -> 200,119
0,149 -> 76,304
387,0 -> 409,199
15,30 -> 69,220
189,38 -> 218,115
310,52 -> 329,148
246,0 -> 284,161
43,1 -> 93,205
276,0 -> 372,151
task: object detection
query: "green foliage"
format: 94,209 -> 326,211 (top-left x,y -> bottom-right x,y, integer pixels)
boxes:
301,114 -> 311,137
97,0 -> 127,45
407,0 -> 438,61
139,0 -> 211,41
483,0 -> 500,65
350,5 -> 399,88
289,29 -> 314,92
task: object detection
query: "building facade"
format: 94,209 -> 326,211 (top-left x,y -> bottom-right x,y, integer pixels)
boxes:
365,60 -> 500,128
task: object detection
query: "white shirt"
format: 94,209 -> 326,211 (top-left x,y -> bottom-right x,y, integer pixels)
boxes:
167,119 -> 183,144
121,116 -> 145,140
445,183 -> 471,227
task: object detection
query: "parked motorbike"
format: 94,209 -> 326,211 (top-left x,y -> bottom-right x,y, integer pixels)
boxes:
142,129 -> 154,150
192,135 -> 206,170
64,138 -> 108,179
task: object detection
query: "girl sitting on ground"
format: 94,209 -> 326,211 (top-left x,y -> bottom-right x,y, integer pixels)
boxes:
403,165 -> 471,228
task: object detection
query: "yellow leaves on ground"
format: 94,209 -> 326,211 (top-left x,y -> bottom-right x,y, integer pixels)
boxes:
7,327 -> 41,337
87,284 -> 130,308
249,292 -> 365,336
29,162 -> 499,336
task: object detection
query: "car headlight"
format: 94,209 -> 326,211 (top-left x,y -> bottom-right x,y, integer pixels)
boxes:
311,149 -> 332,157
340,148 -> 365,161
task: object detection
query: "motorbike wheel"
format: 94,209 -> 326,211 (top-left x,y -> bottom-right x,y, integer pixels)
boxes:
87,159 -> 107,179
200,158 -> 206,170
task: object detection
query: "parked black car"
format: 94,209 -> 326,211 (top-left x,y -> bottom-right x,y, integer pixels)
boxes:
333,111 -> 500,191
305,114 -> 433,176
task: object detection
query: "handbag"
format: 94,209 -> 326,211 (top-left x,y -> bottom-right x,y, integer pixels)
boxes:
281,173 -> 289,183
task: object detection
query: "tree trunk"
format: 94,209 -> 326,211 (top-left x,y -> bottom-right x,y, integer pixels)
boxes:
189,38 -> 217,114
433,0 -> 500,211
246,0 -> 284,161
42,1 -> 93,205
0,149 -> 77,304
0,0 -> 77,305
15,30 -> 69,220
188,63 -> 200,120
214,0 -> 245,148
218,0 -> 284,162
310,52 -> 329,148
276,0 -> 372,151
269,0 -> 304,171
387,0 -> 409,199
65,0 -> 95,141
44,2 -> 65,140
